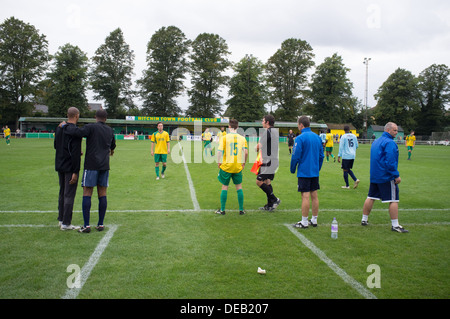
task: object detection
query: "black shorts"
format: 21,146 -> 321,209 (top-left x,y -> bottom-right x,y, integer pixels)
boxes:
298,177 -> 320,193
341,159 -> 354,170
257,173 -> 275,182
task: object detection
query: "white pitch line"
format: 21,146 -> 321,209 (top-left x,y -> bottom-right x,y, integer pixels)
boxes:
1,208 -> 449,214
0,210 -> 199,213
0,224 -> 50,227
179,142 -> 201,211
284,224 -> 377,300
62,224 -> 118,299
1,221 -> 449,228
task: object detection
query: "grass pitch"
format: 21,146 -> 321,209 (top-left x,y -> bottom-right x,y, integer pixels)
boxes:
0,138 -> 449,300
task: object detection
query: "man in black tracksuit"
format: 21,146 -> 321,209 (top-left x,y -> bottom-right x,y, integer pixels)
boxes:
54,107 -> 82,230
256,114 -> 280,211
65,109 -> 116,233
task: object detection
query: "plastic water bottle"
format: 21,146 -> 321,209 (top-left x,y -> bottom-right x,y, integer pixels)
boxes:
331,218 -> 338,239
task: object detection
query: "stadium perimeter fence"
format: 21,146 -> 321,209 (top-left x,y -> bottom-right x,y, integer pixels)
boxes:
2,132 -> 449,146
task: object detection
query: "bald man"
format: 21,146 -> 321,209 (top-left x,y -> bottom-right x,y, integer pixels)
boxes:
54,107 -> 82,230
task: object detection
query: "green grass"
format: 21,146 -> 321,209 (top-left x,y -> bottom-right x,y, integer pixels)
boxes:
0,138 -> 449,299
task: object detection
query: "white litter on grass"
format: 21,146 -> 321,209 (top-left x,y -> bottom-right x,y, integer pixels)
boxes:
285,224 -> 377,299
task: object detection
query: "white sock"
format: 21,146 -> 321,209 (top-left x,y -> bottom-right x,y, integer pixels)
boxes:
362,214 -> 368,222
391,219 -> 399,227
311,216 -> 318,223
302,216 -> 308,226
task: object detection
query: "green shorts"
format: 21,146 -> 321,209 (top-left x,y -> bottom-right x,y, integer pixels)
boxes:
326,147 -> 333,152
218,169 -> 243,186
204,140 -> 211,147
407,146 -> 414,151
155,154 -> 168,163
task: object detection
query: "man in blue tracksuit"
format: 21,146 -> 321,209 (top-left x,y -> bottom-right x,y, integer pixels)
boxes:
362,122 -> 408,233
290,116 -> 324,228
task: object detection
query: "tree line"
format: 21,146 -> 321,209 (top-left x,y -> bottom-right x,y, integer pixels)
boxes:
1,17 -> 449,135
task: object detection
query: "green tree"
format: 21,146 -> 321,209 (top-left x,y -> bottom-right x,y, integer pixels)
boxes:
373,68 -> 420,131
187,33 -> 231,118
265,38 -> 314,121
138,26 -> 190,117
90,28 -> 135,118
416,64 -> 450,135
0,17 -> 49,125
46,43 -> 89,117
225,55 -> 267,122
308,53 -> 358,123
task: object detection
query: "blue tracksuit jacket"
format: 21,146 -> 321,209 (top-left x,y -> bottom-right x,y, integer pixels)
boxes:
290,127 -> 324,178
370,132 -> 400,183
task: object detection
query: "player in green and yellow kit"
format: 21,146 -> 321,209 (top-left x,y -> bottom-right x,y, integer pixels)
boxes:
405,130 -> 416,160
216,119 -> 248,215
151,122 -> 170,180
202,128 -> 212,157
325,129 -> 335,162
2,126 -> 11,145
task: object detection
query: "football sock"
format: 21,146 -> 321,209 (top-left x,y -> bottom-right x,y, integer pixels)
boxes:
220,190 -> 227,211
408,151 -> 411,159
391,219 -> 399,227
326,155 -> 329,161
82,196 -> 91,227
302,216 -> 308,226
311,215 -> 318,223
155,166 -> 160,177
268,184 -> 277,204
237,189 -> 244,211
348,170 -> 357,181
259,183 -> 276,204
362,214 -> 369,222
343,171 -> 349,187
98,196 -> 107,226
161,165 -> 166,174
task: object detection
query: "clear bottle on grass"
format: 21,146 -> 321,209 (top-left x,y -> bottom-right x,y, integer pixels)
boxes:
331,217 -> 338,239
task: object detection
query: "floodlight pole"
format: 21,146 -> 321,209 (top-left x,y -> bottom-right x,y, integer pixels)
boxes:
363,57 -> 371,133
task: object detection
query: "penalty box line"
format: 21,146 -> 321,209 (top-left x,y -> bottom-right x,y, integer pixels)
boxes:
178,141 -> 201,211
0,224 -> 120,299
2,208 -> 450,214
62,224 -> 118,299
284,224 -> 377,300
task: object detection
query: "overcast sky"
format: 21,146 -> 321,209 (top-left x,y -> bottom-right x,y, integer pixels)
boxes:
2,0 -> 450,114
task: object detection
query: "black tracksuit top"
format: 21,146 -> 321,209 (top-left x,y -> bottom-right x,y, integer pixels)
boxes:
54,123 -> 82,174
65,121 -> 116,171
